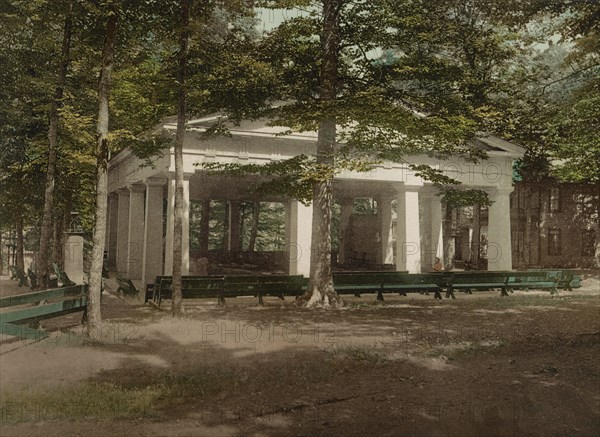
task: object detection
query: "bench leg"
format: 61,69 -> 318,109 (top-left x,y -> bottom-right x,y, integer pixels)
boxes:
258,293 -> 264,306
377,290 -> 384,302
354,292 -> 361,298
434,289 -> 442,300
500,287 -> 509,297
445,288 -> 455,299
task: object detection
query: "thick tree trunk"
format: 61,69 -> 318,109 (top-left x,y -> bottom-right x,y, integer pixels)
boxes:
594,200 -> 600,269
248,202 -> 260,252
15,214 -> 24,273
470,203 -> 480,268
303,0 -> 343,308
37,1 -> 73,289
87,7 -> 118,341
171,0 -> 192,317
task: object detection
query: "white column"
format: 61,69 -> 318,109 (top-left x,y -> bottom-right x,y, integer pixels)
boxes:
395,188 -> 421,273
378,195 -> 394,265
286,199 -> 313,276
164,176 -> 190,275
142,178 -> 165,285
487,188 -> 513,271
116,188 -> 130,274
127,184 -> 146,280
421,189 -> 444,271
107,193 -> 118,269
337,198 -> 353,264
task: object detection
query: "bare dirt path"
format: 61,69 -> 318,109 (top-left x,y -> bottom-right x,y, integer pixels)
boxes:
1,276 -> 599,436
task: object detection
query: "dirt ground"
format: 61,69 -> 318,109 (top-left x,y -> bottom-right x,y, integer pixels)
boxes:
0,275 -> 599,437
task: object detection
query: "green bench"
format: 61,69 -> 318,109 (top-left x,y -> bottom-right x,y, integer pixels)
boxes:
447,271 -> 512,296
52,263 -> 76,287
116,275 -> 139,296
0,285 -> 88,340
569,274 -> 582,289
221,275 -> 305,305
149,275 -> 305,306
150,275 -> 225,306
384,273 -> 452,300
528,269 -> 578,291
507,271 -> 559,295
332,271 -> 446,300
332,272 -> 390,300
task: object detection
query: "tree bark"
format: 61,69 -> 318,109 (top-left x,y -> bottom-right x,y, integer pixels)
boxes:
199,199 -> 210,254
37,1 -> 74,289
248,202 -> 260,252
87,5 -> 118,341
171,0 -> 192,317
470,203 -> 481,268
15,214 -> 24,273
303,0 -> 343,308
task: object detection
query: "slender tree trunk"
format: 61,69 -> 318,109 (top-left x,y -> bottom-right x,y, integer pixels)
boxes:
538,185 -> 548,267
594,197 -> 600,268
15,214 -> 24,273
248,202 -> 260,252
470,203 -> 480,268
199,199 -> 210,254
87,6 -> 118,341
37,1 -> 74,289
171,0 -> 192,317
304,0 -> 342,308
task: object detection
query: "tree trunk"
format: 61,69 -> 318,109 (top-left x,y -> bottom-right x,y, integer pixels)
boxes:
594,198 -> 600,269
37,1 -> 74,289
248,202 -> 260,252
538,185 -> 548,267
303,0 -> 342,308
15,214 -> 24,273
470,203 -> 480,268
199,199 -> 210,254
87,6 -> 118,341
171,0 -> 192,317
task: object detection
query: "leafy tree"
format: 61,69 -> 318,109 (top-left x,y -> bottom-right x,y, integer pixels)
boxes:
206,0 -> 530,306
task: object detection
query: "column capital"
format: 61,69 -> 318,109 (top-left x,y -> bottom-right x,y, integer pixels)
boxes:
487,186 -> 515,197
116,188 -> 130,196
145,176 -> 168,187
420,185 -> 440,198
128,183 -> 146,193
403,185 -> 423,193
167,172 -> 194,181
108,192 -> 118,200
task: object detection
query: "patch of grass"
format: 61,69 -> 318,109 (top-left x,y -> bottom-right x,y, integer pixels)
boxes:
425,340 -> 504,361
326,346 -> 387,364
1,383 -> 161,424
0,367 -> 241,424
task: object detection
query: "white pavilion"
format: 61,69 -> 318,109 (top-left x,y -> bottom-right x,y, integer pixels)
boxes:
106,117 -> 524,285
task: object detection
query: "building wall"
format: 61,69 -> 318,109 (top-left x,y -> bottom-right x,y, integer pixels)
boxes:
510,182 -> 599,268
